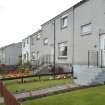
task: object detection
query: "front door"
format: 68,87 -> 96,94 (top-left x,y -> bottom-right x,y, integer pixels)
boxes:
100,34 -> 105,66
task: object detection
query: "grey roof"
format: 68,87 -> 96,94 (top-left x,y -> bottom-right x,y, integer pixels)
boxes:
22,29 -> 42,41
41,0 -> 89,26
0,42 -> 22,50
30,29 -> 42,37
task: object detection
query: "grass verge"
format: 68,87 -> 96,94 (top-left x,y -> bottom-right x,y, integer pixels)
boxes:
22,85 -> 105,105
4,77 -> 71,94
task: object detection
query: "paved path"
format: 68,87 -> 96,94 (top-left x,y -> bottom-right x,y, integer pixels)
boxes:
0,97 -> 3,103
15,84 -> 80,101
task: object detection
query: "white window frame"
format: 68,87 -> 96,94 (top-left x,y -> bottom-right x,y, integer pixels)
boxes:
44,38 -> 48,45
81,23 -> 92,35
61,15 -> 68,29
58,42 -> 68,58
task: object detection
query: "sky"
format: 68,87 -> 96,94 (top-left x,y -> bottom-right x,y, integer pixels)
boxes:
0,0 -> 81,47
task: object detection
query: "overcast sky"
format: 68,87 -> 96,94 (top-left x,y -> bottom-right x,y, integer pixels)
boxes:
0,0 -> 81,47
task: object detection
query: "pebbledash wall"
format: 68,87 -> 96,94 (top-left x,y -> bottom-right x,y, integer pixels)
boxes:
22,0 -> 105,69
22,36 -> 32,64
30,30 -> 43,64
41,7 -> 74,70
74,0 -> 105,66
0,42 -> 22,65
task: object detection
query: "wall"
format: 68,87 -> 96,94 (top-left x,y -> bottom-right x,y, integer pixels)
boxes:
31,30 -> 43,60
22,37 -> 31,63
74,0 -> 105,65
5,43 -> 22,65
55,8 -> 73,64
41,8 -> 73,66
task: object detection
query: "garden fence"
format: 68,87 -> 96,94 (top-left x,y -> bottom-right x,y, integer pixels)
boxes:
88,50 -> 104,68
0,80 -> 21,105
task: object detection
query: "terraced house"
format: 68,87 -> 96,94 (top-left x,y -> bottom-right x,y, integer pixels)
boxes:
30,30 -> 43,66
0,42 -> 22,65
21,0 -> 105,85
41,6 -> 73,71
22,36 -> 32,64
41,0 -> 104,69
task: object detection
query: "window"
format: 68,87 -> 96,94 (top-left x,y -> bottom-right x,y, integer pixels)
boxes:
58,42 -> 68,57
32,52 -> 36,60
37,34 -> 41,40
61,16 -> 68,28
81,23 -> 92,34
44,38 -> 48,45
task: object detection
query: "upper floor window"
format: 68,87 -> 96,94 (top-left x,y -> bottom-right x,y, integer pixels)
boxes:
44,38 -> 48,45
61,16 -> 68,29
81,23 -> 92,34
37,34 -> 41,40
58,42 -> 68,57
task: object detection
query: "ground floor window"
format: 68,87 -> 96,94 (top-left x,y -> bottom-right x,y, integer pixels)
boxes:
32,52 -> 36,60
58,42 -> 67,57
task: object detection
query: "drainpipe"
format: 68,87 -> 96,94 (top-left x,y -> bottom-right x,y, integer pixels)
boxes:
99,29 -> 102,68
72,7 -> 75,66
53,20 -> 56,78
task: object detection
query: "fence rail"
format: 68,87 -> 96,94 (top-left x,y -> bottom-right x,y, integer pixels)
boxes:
0,72 -> 71,81
31,54 -> 53,69
0,80 -> 21,105
88,50 -> 99,67
88,50 -> 104,68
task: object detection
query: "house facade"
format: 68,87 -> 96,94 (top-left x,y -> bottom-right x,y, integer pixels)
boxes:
0,42 -> 22,65
74,0 -> 105,66
22,36 -> 32,64
21,0 -> 105,69
2,0 -> 105,85
41,0 -> 105,68
30,30 -> 43,65
41,8 -> 74,71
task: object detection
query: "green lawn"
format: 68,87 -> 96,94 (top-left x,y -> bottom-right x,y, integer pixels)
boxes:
4,77 -> 71,93
22,85 -> 105,105
0,103 -> 4,105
